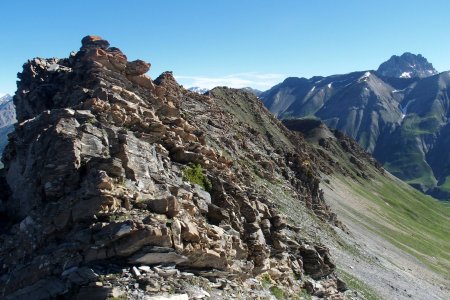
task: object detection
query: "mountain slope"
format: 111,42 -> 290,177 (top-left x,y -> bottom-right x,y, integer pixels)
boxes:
261,54 -> 450,200
242,87 -> 262,97
261,71 -> 403,152
0,94 -> 16,168
373,71 -> 450,194
284,118 -> 450,299
0,94 -> 15,126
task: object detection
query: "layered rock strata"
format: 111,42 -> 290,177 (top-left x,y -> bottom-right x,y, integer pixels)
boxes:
0,36 -> 344,299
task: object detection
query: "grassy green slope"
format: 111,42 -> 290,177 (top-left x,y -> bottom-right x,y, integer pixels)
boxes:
341,172 -> 450,278
280,117 -> 450,297
379,114 -> 442,191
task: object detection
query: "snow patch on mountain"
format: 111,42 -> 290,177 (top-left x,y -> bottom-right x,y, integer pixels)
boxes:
358,72 -> 371,82
400,72 -> 412,78
188,87 -> 209,94
0,94 -> 12,105
400,99 -> 415,120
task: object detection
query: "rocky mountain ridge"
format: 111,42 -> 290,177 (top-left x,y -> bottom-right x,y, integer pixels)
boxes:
0,36 -> 349,299
242,87 -> 262,97
0,94 -> 11,104
261,54 -> 450,200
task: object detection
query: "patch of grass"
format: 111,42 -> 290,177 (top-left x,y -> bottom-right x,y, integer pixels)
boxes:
87,117 -> 97,125
346,175 -> 450,278
402,114 -> 441,136
337,268 -> 381,300
337,238 -> 371,262
378,114 -> 443,190
209,88 -> 294,150
260,273 -> 272,288
108,213 -> 130,222
383,146 -> 436,190
437,176 -> 450,193
293,289 -> 311,300
269,286 -> 285,300
182,164 -> 212,192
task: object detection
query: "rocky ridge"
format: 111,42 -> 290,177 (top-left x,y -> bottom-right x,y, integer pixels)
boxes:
0,36 -> 347,299
282,118 -> 384,180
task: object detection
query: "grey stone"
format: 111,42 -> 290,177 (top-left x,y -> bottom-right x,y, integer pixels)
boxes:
67,267 -> 98,285
6,278 -> 67,300
132,266 -> 142,277
147,294 -> 189,300
130,252 -> 188,265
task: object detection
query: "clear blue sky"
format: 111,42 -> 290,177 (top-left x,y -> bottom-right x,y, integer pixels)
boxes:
1,0 -> 450,94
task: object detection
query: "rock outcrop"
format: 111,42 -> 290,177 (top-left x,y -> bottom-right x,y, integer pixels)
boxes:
0,36 -> 344,299
283,118 -> 384,180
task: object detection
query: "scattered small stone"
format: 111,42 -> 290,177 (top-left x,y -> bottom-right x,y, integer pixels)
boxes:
132,266 -> 142,277
138,266 -> 152,273
192,288 -> 210,299
147,294 -> 189,300
180,272 -> 195,278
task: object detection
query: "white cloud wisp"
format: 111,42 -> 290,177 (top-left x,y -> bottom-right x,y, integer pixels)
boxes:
175,72 -> 284,91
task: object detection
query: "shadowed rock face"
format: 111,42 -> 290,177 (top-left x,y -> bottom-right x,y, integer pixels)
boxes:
0,36 -> 344,299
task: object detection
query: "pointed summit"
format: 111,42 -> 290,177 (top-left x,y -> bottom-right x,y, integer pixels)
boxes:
0,94 -> 11,105
377,52 -> 438,78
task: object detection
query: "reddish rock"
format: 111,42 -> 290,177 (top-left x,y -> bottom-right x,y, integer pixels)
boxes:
125,59 -> 150,76
81,35 -> 110,49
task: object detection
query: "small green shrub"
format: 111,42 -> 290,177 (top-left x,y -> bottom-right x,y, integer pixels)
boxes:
270,286 -> 285,299
260,272 -> 272,288
296,289 -> 312,300
182,164 -> 212,192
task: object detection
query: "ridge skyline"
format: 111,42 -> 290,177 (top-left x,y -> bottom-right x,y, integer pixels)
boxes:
183,51 -> 439,91
1,51 -> 442,95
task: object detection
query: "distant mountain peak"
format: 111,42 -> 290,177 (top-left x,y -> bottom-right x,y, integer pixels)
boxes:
377,52 -> 438,78
188,86 -> 209,94
0,94 -> 12,105
241,87 -> 262,96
